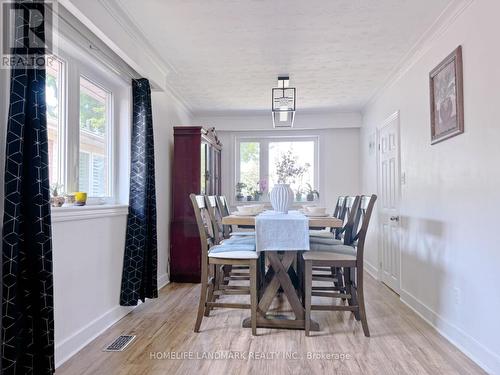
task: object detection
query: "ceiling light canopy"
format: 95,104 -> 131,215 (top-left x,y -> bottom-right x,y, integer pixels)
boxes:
272,76 -> 296,128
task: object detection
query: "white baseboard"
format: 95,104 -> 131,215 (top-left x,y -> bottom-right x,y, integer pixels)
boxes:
55,304 -> 135,368
158,273 -> 170,289
400,289 -> 500,374
55,274 -> 170,368
364,260 -> 379,280
361,259 -> 498,373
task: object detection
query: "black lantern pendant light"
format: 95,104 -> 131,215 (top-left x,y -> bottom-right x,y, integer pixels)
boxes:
272,76 -> 296,128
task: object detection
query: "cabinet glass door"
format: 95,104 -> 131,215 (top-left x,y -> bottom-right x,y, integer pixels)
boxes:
201,143 -> 208,194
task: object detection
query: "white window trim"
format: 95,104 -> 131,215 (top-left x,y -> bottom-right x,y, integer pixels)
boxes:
51,204 -> 129,223
78,74 -> 114,199
46,32 -> 132,220
233,134 -> 320,206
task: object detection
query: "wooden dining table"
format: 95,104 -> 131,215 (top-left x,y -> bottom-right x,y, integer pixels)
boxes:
222,213 -> 343,331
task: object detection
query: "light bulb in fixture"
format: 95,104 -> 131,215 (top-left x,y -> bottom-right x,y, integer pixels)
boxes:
279,105 -> 288,121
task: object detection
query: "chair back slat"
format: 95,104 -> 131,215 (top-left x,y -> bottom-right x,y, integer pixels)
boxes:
205,195 -> 223,244
333,196 -> 346,218
190,194 -> 215,269
341,196 -> 361,245
352,194 -> 377,264
333,195 -> 357,241
217,196 -> 230,217
333,196 -> 348,239
216,196 -> 232,238
344,196 -> 357,219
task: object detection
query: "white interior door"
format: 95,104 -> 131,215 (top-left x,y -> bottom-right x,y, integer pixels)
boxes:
378,112 -> 401,293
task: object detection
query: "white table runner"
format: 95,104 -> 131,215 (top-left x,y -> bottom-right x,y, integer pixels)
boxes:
255,210 -> 310,252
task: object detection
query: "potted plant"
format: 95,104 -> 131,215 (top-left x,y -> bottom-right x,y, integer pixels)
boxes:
50,183 -> 65,207
295,188 -> 303,202
305,183 -> 319,202
236,182 -> 246,201
253,179 -> 267,201
271,151 -> 309,213
253,189 -> 262,201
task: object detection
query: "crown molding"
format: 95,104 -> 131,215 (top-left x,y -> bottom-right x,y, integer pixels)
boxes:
97,0 -> 174,77
161,81 -> 194,117
363,0 -> 475,111
96,0 -> 193,114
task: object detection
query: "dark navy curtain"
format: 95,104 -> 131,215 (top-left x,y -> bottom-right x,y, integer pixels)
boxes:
1,1 -> 55,374
120,79 -> 158,306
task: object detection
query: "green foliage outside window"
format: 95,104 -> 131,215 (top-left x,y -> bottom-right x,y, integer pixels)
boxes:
80,92 -> 106,136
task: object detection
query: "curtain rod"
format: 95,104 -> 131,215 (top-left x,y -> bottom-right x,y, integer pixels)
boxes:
50,4 -> 142,82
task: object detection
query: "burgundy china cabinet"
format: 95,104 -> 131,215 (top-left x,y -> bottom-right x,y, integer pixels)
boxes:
170,126 -> 222,282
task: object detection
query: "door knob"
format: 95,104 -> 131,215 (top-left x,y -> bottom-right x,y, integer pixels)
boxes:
390,216 -> 400,222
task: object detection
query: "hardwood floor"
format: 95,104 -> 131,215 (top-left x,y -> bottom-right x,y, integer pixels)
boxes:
57,273 -> 485,375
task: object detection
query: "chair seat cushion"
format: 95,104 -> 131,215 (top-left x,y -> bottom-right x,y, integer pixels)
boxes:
223,236 -> 256,245
309,237 -> 343,245
309,243 -> 356,256
309,230 -> 334,238
230,231 -> 255,237
209,243 -> 258,259
303,251 -> 356,262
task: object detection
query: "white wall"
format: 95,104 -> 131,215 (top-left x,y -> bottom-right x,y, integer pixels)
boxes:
52,211 -> 130,365
151,90 -> 192,284
361,0 -> 500,373
195,111 -> 361,131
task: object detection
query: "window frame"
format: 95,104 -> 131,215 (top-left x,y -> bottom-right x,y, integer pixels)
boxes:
234,135 -> 320,204
47,38 -> 130,206
46,55 -> 67,189
78,74 -> 114,199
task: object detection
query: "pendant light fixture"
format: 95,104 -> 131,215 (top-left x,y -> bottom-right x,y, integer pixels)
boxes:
272,76 -> 296,128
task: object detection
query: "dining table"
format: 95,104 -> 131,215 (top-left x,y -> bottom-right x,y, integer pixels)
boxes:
222,210 -> 343,331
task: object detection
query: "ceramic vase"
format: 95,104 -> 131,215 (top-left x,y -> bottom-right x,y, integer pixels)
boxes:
270,183 -> 294,214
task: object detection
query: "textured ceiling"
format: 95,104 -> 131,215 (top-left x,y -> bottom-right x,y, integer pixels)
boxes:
117,0 -> 453,113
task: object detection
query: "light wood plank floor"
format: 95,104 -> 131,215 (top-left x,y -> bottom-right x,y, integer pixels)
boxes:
57,273 -> 485,375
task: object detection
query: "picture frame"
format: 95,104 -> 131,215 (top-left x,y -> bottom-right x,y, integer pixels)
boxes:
429,45 -> 464,144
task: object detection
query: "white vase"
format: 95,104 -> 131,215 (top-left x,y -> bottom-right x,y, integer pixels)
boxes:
270,184 -> 294,214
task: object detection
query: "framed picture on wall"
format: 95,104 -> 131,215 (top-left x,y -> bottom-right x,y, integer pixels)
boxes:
429,45 -> 464,144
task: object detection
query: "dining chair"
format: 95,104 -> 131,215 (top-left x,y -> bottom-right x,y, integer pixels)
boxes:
308,195 -> 346,233
190,194 -> 258,335
302,194 -> 377,337
309,195 -> 356,243
216,195 -> 256,238
209,195 -> 256,290
308,196 -> 359,291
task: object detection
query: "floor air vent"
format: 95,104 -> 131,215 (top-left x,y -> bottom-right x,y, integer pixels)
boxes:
103,335 -> 136,352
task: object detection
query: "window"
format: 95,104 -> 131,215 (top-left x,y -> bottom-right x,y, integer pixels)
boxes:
239,142 -> 260,195
43,48 -> 127,205
236,137 -> 318,202
46,57 -> 64,186
79,77 -> 111,197
268,140 -> 315,194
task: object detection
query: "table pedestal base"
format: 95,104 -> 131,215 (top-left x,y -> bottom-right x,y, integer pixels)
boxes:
242,316 -> 320,331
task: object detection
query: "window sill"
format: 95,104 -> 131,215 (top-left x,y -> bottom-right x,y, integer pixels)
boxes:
51,204 -> 129,223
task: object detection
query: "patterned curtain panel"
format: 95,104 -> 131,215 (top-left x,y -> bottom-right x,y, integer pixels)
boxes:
120,79 -> 158,306
1,2 -> 55,374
